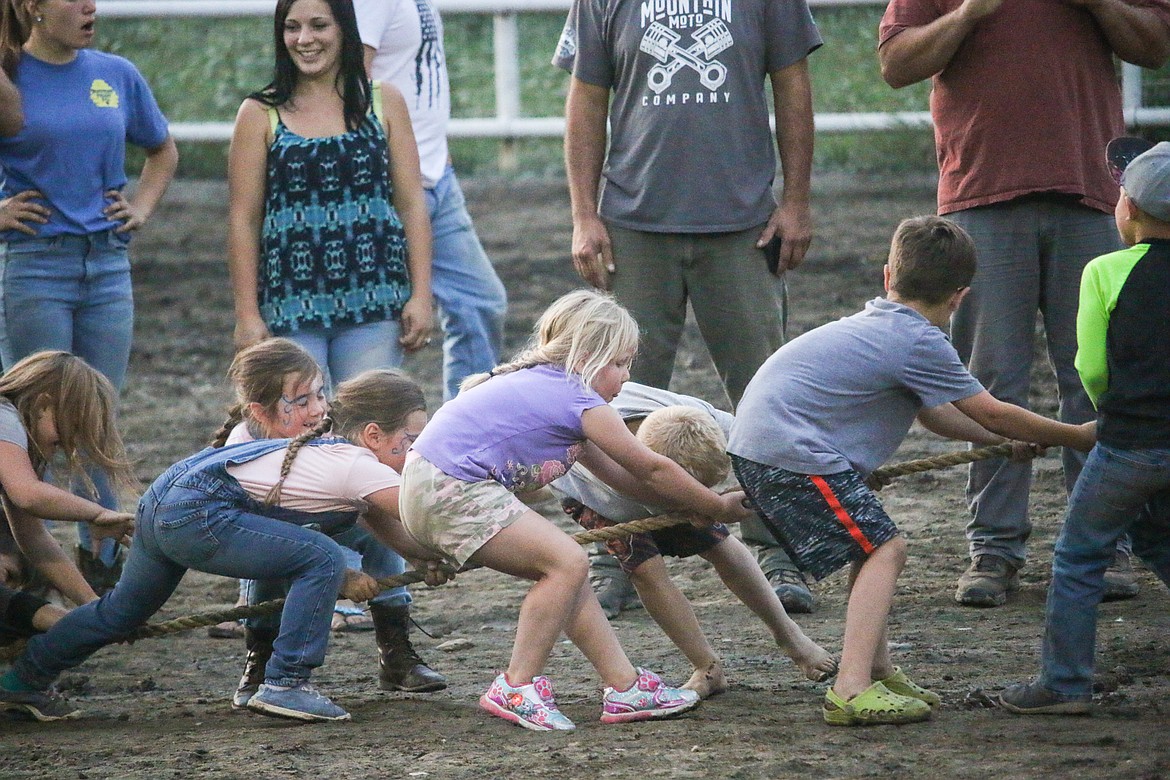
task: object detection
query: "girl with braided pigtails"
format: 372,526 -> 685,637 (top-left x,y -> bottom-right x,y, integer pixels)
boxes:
0,364 -> 452,724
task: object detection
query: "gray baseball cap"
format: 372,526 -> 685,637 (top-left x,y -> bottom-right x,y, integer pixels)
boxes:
1111,139 -> 1170,222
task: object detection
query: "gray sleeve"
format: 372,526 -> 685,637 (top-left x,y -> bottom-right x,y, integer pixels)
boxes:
0,401 -> 28,451
552,0 -> 613,87
903,329 -> 986,409
765,0 -> 823,72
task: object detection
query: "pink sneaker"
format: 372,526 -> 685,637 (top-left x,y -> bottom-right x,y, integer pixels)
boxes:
600,668 -> 701,724
479,673 -> 576,731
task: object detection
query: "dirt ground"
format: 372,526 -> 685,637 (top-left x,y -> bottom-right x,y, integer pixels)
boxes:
3,175 -> 1169,780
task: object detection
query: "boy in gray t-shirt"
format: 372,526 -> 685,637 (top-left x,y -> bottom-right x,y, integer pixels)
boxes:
728,216 -> 1097,727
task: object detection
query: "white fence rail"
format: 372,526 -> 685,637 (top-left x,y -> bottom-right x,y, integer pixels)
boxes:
103,0 -> 1167,142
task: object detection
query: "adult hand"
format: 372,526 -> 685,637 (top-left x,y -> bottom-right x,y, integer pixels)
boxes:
340,568 -> 381,602
104,190 -> 148,233
0,190 -> 49,236
757,199 -> 812,272
399,294 -> 435,353
233,316 -> 271,353
571,213 -> 615,290
90,509 -> 136,547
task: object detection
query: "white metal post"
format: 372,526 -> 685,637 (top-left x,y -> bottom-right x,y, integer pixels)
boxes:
493,11 -> 522,170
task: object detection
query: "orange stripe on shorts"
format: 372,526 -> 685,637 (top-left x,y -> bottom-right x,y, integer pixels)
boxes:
809,475 -> 875,555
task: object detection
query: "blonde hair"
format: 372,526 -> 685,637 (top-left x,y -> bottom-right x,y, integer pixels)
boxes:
636,406 -> 729,488
211,338 -> 322,448
461,289 -> 638,393
0,351 -> 134,492
265,369 -> 426,505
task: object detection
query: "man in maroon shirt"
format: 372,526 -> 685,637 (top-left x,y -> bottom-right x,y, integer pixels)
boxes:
878,0 -> 1170,607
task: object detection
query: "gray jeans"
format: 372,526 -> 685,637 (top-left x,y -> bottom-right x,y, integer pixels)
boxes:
948,199 -> 1121,566
607,223 -> 786,406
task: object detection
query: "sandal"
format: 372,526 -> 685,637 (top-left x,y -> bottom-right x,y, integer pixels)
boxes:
823,681 -> 932,726
879,667 -> 941,708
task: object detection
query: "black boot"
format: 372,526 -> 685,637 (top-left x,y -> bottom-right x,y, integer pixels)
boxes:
75,545 -> 123,596
232,626 -> 276,709
371,603 -> 447,693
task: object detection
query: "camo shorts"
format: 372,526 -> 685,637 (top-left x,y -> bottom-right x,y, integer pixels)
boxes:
399,452 -> 531,566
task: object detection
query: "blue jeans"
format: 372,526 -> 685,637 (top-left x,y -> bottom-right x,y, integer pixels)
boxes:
1038,444 -> 1170,699
948,202 -> 1121,565
0,230 -> 134,564
288,319 -> 404,391
428,166 -> 507,401
246,523 -> 410,631
12,454 -> 349,690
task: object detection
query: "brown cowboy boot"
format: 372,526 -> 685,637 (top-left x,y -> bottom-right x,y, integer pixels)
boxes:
371,603 -> 447,692
232,626 -> 276,709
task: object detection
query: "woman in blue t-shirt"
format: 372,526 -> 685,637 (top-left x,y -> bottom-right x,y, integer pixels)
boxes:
0,0 -> 178,585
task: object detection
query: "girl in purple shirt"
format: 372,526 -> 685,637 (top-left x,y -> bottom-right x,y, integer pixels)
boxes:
401,290 -> 755,731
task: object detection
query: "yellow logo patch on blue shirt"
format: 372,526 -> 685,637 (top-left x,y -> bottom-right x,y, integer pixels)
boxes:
89,79 -> 119,108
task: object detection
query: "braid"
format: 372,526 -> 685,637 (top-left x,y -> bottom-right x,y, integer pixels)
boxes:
459,348 -> 548,393
210,404 -> 245,448
265,417 -> 334,505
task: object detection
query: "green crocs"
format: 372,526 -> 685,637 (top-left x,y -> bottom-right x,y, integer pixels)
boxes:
823,681 -> 932,726
879,667 -> 941,708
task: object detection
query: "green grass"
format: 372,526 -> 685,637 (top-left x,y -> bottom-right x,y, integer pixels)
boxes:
103,7 -> 1166,179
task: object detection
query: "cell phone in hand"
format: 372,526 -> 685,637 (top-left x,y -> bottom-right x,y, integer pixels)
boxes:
762,235 -> 783,275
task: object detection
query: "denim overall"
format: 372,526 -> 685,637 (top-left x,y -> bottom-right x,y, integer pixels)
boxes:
14,439 -> 358,690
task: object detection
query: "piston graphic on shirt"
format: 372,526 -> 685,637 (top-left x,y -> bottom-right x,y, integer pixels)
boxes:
639,19 -> 732,94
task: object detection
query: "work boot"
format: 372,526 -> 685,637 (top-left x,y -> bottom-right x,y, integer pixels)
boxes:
1102,551 -> 1140,602
371,603 -> 447,692
955,555 -> 1020,607
757,546 -> 814,614
75,545 -> 123,595
232,626 -> 276,709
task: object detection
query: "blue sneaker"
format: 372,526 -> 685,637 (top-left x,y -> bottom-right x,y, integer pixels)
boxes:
246,682 -> 350,722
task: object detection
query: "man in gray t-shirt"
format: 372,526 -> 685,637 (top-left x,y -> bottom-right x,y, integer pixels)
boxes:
554,0 -> 822,614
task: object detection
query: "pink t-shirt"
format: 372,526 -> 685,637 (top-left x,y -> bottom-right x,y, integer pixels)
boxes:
225,435 -> 400,513
878,0 -> 1168,215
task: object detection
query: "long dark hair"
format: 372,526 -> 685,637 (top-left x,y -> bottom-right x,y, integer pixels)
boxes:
250,0 -> 371,131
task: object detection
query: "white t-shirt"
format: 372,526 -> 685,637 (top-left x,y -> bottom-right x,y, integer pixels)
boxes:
354,0 -> 450,188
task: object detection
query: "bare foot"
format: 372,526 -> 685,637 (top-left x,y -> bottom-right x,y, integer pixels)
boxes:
682,660 -> 729,699
780,634 -> 838,682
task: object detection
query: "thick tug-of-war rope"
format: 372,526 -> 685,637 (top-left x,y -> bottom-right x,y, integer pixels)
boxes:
0,443 -> 1014,661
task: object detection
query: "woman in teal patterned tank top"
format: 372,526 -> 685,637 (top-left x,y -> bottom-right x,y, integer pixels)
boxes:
223,0 -> 445,699
227,0 -> 433,387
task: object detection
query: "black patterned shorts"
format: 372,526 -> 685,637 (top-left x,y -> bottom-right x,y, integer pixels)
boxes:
731,454 -> 899,581
561,499 -> 730,574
